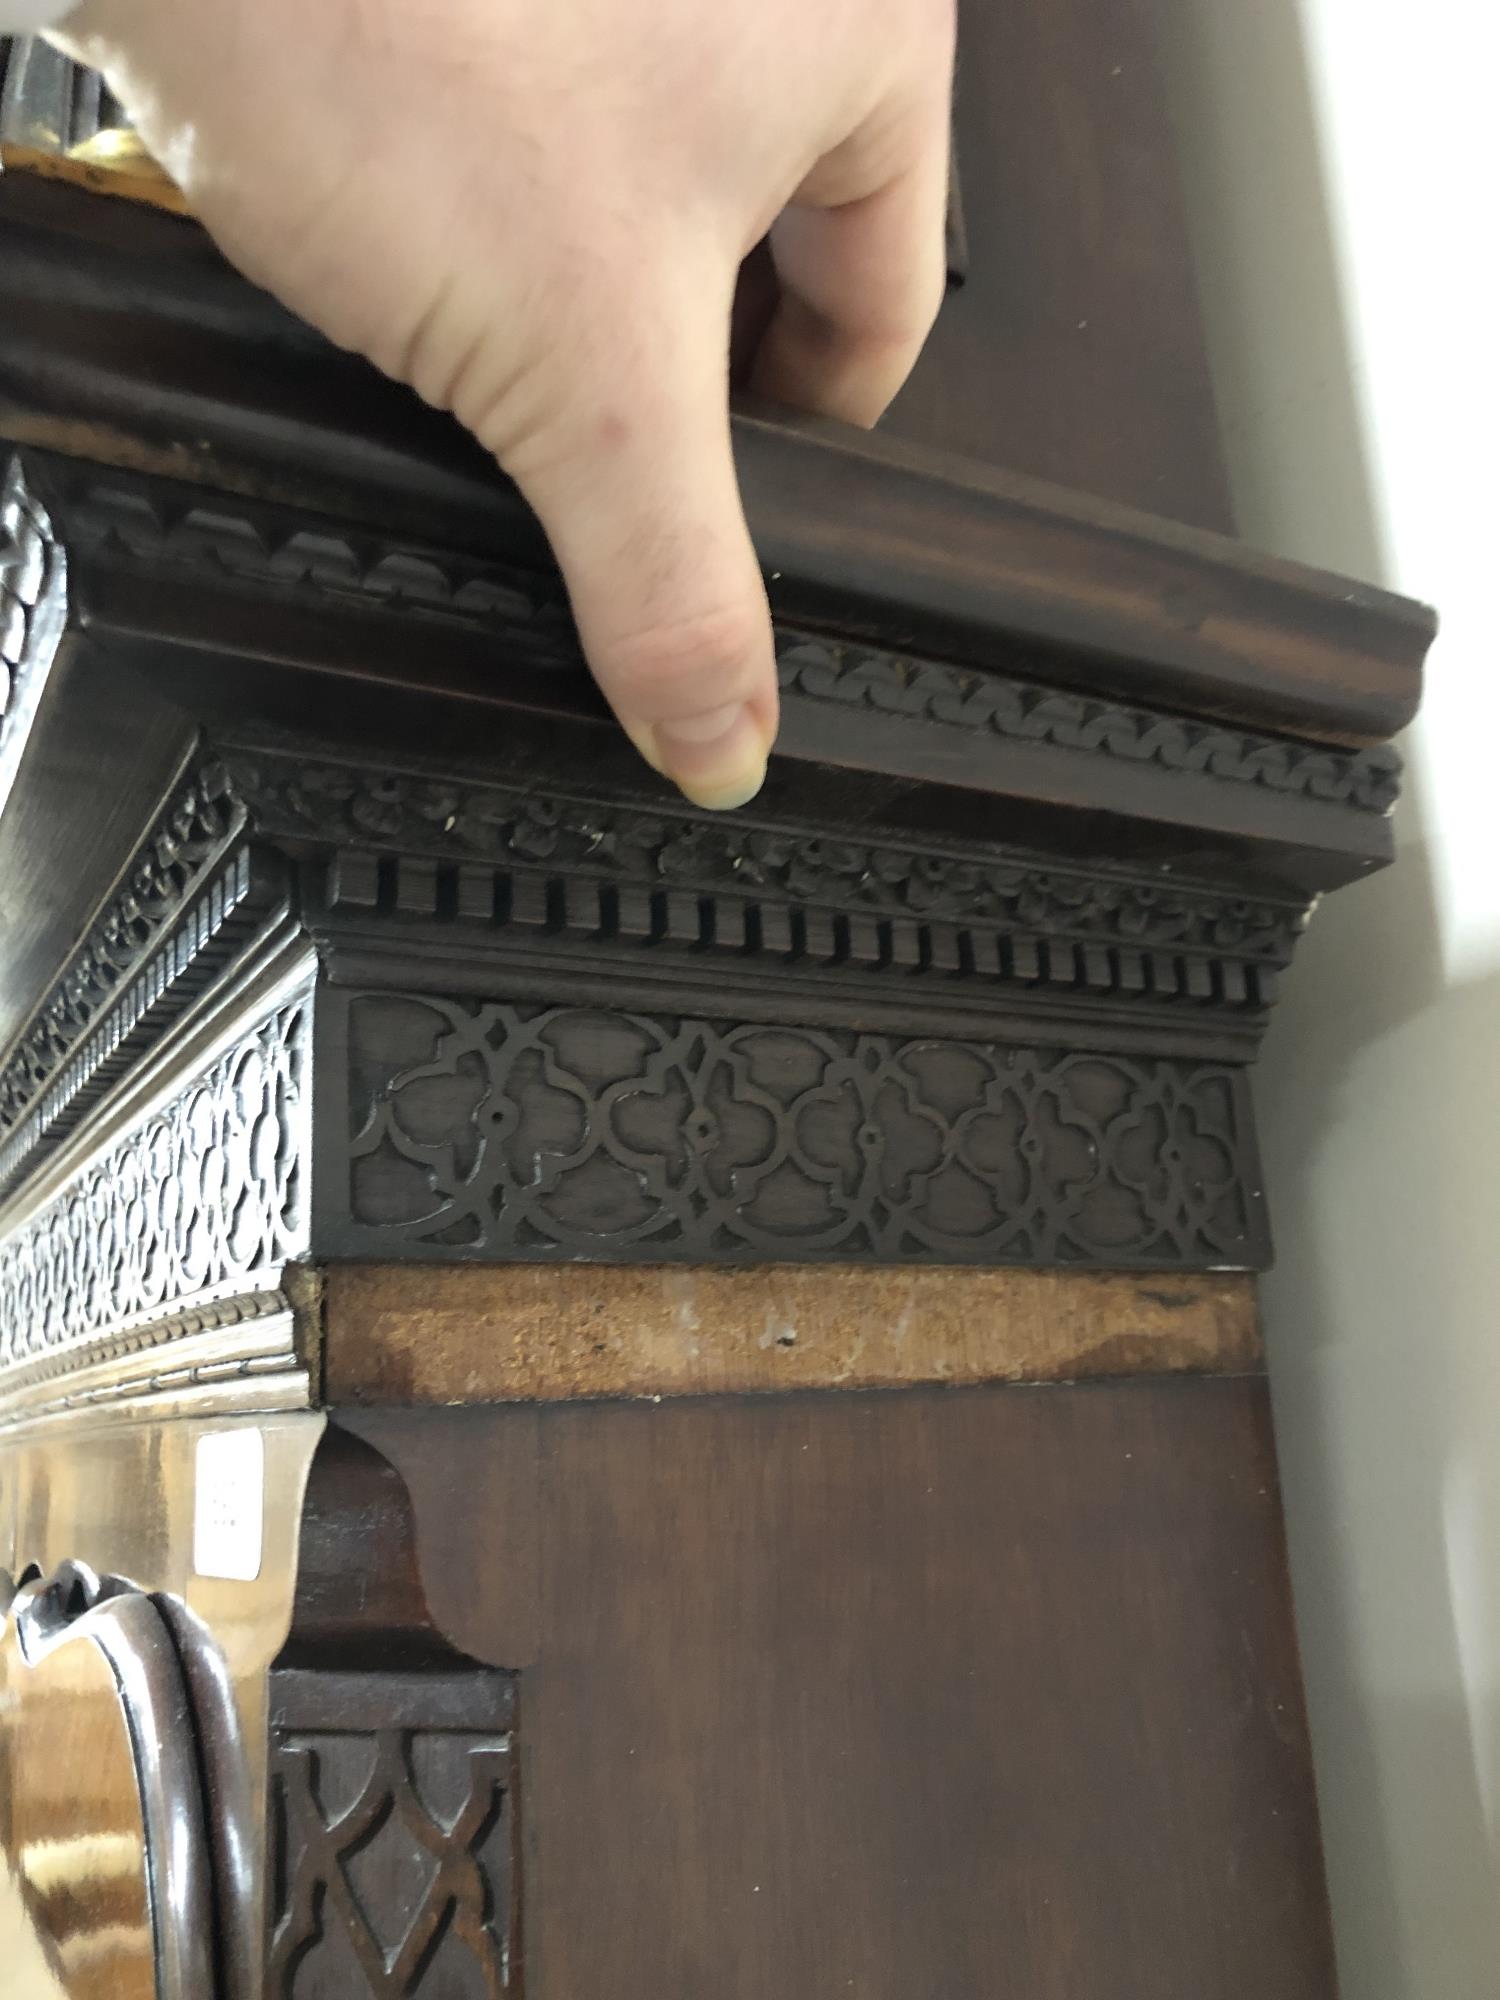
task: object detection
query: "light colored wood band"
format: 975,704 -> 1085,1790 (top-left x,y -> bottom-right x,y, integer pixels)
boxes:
2,137 -> 189,215
320,1264 -> 1262,1407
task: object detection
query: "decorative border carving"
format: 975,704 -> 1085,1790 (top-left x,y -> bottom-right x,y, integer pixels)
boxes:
775,634 -> 1402,813
0,765 -> 282,1195
0,995 -> 311,1378
233,750 -> 1305,1011
65,473 -> 579,669
0,453 -> 67,813
268,1668 -> 519,1998
0,1291 -> 304,1431
56,470 -> 1398,813
333,991 -> 1269,1270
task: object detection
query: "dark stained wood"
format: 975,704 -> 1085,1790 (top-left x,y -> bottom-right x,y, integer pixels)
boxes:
28,453 -> 1407,897
321,1263 -> 1263,1405
0,636 -> 191,1070
348,1373 -> 1336,2000
736,413 -> 1432,748
0,17 -> 1412,1992
268,1427 -> 521,1996
0,174 -> 1431,750
315,988 -> 1274,1274
890,0 -> 1238,534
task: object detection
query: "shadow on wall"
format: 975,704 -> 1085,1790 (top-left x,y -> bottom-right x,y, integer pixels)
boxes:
1156,1 -> 1500,1996
1257,828 -> 1500,2000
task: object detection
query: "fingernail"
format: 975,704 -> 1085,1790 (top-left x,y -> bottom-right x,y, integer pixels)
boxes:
621,721 -> 668,777
637,702 -> 768,812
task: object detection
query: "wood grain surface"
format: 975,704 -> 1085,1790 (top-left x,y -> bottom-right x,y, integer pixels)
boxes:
889,0 -> 1237,532
345,1374 -> 1336,1999
0,173 -> 1431,751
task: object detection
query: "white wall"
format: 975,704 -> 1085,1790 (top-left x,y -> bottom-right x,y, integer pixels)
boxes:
1155,2 -> 1500,1993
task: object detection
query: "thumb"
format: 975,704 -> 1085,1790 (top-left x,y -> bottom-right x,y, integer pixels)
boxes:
494,278 -> 778,812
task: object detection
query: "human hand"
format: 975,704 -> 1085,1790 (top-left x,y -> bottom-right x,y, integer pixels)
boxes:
53,0 -> 955,807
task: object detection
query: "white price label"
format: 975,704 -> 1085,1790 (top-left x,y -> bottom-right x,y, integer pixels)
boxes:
193,1428 -> 265,1582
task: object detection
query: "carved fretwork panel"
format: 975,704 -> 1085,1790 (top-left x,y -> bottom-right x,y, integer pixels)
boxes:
268,1667 -> 519,1998
0,765 -> 282,1198
329,990 -> 1267,1269
0,993 -> 312,1406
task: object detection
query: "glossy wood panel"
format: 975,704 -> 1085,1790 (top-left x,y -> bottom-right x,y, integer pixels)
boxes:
0,1597 -> 155,2000
0,1416 -> 325,2000
0,1566 -> 213,2000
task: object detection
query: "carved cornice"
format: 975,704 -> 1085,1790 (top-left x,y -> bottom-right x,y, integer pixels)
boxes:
55,470 -> 1400,815
0,726 -> 1303,1244
330,990 -> 1269,1271
774,635 -> 1402,814
65,473 -> 580,668
0,763 -> 283,1195
232,750 -> 1306,1014
0,995 -> 311,1382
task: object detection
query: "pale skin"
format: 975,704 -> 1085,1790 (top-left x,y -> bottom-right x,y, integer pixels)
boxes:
53,0 -> 957,807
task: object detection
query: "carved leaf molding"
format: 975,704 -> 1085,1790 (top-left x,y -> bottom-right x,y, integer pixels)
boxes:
231,752 -> 1307,968
775,634 -> 1402,813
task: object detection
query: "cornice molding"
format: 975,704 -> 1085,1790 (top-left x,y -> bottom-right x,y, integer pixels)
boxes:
55,468 -> 1400,816
0,762 -> 283,1195
234,748 -> 1307,1012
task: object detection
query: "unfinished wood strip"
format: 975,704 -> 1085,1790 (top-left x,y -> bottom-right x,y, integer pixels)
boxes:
321,1264 -> 1261,1406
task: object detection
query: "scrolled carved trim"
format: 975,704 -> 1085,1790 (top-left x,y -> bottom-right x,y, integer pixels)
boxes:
231,749 -> 1306,1014
0,452 -> 67,813
331,990 -> 1270,1271
0,763 -> 282,1196
52,467 -> 1400,815
0,995 -> 312,1381
775,633 -> 1402,813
